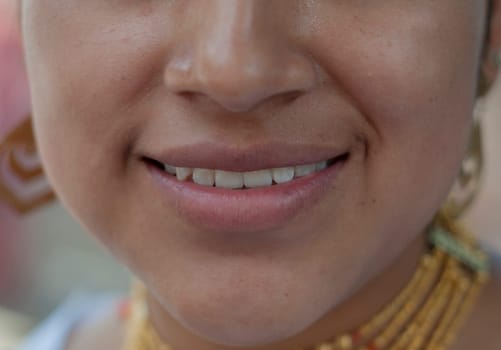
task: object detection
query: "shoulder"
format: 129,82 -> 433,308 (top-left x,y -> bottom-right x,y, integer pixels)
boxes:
65,301 -> 126,350
17,293 -> 120,350
65,299 -> 129,350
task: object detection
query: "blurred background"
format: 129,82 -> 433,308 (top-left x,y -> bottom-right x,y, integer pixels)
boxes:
0,1 -> 500,349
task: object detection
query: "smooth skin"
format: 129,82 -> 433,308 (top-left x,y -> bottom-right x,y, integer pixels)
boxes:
20,1 -> 501,349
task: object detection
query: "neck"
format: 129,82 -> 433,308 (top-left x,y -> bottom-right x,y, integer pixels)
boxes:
146,233 -> 429,350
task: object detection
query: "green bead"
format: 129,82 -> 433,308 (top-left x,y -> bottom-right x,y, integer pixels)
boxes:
428,227 -> 489,272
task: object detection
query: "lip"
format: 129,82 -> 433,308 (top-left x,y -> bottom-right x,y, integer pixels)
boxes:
144,153 -> 348,234
143,141 -> 347,172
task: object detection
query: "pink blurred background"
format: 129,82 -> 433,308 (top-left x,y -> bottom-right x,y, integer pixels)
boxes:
0,0 -> 32,306
0,0 -> 31,135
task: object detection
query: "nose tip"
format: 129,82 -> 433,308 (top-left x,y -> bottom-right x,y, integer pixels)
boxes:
163,44 -> 318,113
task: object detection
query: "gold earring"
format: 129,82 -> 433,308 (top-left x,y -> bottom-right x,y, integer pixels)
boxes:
0,116 -> 55,214
443,98 -> 485,219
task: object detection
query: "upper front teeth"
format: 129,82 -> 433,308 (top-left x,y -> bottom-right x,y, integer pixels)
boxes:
216,170 -> 243,189
272,167 -> 294,184
243,169 -> 272,188
163,160 -> 329,189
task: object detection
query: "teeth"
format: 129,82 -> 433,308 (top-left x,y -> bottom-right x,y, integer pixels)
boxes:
215,170 -> 244,189
164,164 -> 177,175
315,161 -> 327,171
165,159 -> 333,188
243,169 -> 273,188
176,167 -> 192,181
294,164 -> 316,178
193,169 -> 215,186
272,167 -> 295,184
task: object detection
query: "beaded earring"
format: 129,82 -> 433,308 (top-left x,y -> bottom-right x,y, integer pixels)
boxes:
443,51 -> 499,219
443,99 -> 485,219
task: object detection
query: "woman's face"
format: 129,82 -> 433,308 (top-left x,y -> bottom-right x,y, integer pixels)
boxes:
22,0 -> 489,346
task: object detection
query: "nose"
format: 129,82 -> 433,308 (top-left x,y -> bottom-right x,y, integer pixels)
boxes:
163,1 -> 318,113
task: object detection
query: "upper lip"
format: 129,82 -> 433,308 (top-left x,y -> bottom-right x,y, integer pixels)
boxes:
143,141 -> 349,172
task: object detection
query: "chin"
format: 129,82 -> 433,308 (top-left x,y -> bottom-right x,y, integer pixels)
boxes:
171,292 -> 319,347
148,267 -> 341,348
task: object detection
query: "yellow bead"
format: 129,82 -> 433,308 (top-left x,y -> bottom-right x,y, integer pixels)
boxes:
374,335 -> 388,348
316,342 -> 334,350
336,335 -> 353,349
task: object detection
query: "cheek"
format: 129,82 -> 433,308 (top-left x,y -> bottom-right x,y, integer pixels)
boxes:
308,4 -> 482,208
22,2 -> 167,238
311,4 -> 481,125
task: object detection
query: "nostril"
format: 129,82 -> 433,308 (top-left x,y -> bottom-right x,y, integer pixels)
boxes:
178,91 -> 198,102
283,91 -> 302,104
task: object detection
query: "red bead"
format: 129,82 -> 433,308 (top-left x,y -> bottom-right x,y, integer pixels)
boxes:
117,298 -> 131,321
351,329 -> 363,344
366,341 -> 379,350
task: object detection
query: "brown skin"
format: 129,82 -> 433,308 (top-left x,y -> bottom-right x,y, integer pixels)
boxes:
20,1 -> 501,349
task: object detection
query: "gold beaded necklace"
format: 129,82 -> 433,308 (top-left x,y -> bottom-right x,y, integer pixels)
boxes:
123,215 -> 490,350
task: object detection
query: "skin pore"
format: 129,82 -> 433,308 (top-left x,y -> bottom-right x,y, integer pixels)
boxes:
20,1 -> 500,350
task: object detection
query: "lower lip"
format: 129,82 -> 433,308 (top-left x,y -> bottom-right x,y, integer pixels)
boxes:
146,160 -> 346,233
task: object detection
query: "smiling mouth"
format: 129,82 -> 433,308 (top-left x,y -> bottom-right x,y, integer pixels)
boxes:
144,153 -> 349,190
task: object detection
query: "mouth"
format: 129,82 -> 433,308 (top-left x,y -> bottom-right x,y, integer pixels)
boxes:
142,144 -> 350,234
143,154 -> 346,190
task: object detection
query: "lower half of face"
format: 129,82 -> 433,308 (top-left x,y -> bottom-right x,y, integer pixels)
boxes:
23,0 -> 486,346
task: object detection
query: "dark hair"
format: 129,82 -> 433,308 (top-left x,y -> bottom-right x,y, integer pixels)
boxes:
478,0 -> 494,96
486,0 -> 494,43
